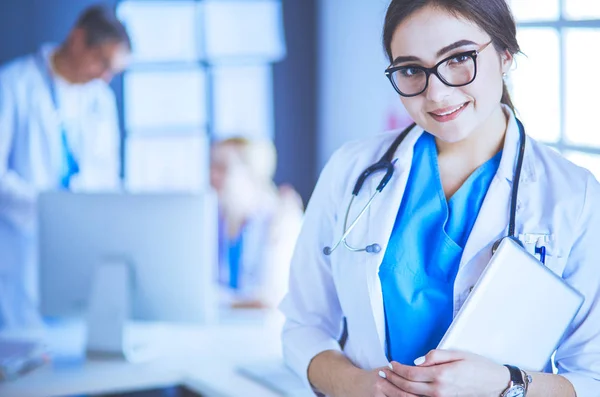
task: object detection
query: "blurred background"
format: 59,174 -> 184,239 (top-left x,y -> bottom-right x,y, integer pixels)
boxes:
1,0 -> 598,197
0,1 -> 598,396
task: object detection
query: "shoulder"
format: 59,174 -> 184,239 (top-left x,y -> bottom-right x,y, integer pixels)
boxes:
316,127 -> 416,200
0,54 -> 38,87
527,137 -> 596,194
324,129 -> 411,179
527,137 -> 600,237
333,130 -> 405,165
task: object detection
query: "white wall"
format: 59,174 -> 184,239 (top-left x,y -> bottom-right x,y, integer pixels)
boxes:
317,0 -> 411,168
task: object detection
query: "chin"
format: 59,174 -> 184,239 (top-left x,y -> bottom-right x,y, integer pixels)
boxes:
429,127 -> 472,144
422,115 -> 477,144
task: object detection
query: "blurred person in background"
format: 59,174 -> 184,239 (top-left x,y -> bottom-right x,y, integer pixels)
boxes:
210,137 -> 303,310
0,5 -> 131,328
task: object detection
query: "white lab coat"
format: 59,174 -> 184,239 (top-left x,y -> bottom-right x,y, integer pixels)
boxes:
280,107 -> 600,396
0,45 -> 120,328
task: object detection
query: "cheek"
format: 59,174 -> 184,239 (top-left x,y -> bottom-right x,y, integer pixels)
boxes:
209,171 -> 222,190
209,164 -> 227,189
399,96 -> 425,121
469,59 -> 504,105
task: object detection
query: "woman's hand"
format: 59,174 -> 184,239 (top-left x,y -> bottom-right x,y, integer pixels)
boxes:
230,299 -> 267,309
379,350 -> 510,397
347,366 -> 421,397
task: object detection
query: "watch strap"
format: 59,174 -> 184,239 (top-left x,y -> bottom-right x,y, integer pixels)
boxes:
504,364 -> 525,386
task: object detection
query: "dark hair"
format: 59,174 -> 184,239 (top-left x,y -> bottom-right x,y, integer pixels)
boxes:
75,4 -> 131,50
383,0 -> 519,112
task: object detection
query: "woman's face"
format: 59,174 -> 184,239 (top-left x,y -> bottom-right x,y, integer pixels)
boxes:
389,6 -> 512,143
210,144 -> 255,202
210,144 -> 241,196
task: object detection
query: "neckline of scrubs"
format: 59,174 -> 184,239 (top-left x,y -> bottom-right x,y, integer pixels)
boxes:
426,133 -> 503,250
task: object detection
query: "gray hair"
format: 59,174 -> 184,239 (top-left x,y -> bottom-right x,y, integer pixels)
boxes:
75,4 -> 131,50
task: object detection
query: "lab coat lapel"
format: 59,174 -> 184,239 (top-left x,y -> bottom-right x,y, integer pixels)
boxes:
361,126 -> 422,367
33,48 -> 63,182
457,109 -> 535,290
456,175 -> 511,287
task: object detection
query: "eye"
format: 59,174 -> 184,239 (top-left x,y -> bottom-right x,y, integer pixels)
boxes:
398,67 -> 423,78
448,54 -> 471,65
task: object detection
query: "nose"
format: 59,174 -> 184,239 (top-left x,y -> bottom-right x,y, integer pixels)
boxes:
425,73 -> 453,103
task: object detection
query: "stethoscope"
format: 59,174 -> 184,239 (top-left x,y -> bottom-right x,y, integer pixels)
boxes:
35,51 -> 80,188
323,119 -> 547,264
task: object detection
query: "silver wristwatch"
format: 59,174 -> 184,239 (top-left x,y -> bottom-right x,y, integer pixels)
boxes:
501,364 -> 527,397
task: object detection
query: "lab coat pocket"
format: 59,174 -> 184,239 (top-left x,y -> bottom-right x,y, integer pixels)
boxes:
541,250 -> 568,277
520,234 -> 567,277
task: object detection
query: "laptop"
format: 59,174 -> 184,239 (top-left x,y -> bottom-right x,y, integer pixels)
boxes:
437,238 -> 584,371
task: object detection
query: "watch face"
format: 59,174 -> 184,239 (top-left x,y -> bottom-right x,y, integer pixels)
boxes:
504,385 -> 526,397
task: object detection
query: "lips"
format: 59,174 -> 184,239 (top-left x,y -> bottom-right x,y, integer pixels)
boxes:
428,102 -> 470,122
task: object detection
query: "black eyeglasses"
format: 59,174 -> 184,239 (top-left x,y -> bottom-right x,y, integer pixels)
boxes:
385,41 -> 492,97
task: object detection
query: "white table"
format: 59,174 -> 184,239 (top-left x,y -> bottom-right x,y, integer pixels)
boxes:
0,310 -> 312,397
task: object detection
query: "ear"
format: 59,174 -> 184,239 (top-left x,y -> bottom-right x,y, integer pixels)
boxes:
500,49 -> 514,74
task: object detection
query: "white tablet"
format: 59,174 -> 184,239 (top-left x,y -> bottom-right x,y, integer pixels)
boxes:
437,238 -> 584,371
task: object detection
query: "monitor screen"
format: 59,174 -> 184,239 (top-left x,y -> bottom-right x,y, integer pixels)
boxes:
38,192 -> 218,324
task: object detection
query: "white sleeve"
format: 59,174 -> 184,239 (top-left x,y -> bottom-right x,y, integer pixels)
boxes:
0,73 -> 37,232
279,148 -> 346,389
554,173 -> 600,396
260,192 -> 304,308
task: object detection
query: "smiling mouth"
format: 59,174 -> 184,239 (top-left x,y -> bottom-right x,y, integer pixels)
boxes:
430,102 -> 469,117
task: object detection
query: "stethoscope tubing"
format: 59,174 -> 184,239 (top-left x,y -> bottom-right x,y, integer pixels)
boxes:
324,120 -> 529,257
323,190 -> 380,255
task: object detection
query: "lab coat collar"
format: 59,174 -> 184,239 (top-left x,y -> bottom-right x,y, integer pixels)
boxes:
456,106 -> 537,289
37,44 -> 57,75
38,44 -> 55,61
496,105 -> 537,184
35,44 -> 60,107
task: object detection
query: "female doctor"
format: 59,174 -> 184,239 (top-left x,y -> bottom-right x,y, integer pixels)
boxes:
280,0 -> 600,396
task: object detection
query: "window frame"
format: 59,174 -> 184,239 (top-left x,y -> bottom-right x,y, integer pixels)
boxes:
515,0 -> 600,156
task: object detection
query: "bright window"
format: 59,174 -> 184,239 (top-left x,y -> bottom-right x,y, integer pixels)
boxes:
510,1 -> 600,180
511,28 -> 561,143
564,29 -> 600,147
117,0 -> 284,192
565,1 -> 600,20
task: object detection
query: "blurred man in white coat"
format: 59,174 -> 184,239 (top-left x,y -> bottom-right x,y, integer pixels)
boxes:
0,4 -> 131,328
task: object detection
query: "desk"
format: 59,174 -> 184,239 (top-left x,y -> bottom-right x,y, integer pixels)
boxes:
0,311 -> 312,397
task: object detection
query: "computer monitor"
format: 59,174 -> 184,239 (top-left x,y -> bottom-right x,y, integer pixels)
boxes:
38,192 -> 218,325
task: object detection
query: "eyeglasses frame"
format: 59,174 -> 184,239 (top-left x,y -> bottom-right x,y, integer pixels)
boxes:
384,41 -> 493,97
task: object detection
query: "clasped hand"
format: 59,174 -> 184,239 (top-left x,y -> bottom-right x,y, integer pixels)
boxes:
355,350 -> 509,397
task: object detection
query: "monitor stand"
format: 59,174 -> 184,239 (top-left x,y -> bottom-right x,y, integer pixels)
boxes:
85,260 -> 153,363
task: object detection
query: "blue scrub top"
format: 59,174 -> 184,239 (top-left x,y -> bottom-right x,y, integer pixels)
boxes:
227,233 -> 243,290
218,217 -> 245,290
379,132 -> 502,365
217,210 -> 272,294
60,129 -> 79,189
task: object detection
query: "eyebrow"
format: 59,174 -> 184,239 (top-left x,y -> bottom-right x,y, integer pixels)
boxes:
391,39 -> 478,65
